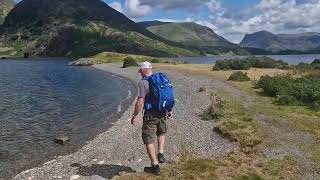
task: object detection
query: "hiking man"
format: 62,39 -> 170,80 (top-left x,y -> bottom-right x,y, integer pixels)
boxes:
131,61 -> 175,175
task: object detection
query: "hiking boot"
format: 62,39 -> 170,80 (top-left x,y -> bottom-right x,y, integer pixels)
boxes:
144,164 -> 160,176
158,153 -> 166,163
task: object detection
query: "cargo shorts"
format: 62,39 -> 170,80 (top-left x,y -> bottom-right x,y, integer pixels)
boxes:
142,110 -> 167,145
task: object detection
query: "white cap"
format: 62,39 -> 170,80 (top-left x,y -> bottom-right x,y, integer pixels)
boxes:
139,61 -> 152,71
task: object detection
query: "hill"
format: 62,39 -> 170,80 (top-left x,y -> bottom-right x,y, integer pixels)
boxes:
240,31 -> 320,53
0,0 -> 197,58
0,0 -> 15,24
139,21 -> 248,55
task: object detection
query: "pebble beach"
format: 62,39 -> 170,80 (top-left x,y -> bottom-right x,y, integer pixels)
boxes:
12,63 -> 237,180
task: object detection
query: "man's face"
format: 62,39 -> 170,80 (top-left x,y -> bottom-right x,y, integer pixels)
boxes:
140,68 -> 150,77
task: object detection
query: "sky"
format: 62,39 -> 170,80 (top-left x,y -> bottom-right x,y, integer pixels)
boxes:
14,0 -> 320,43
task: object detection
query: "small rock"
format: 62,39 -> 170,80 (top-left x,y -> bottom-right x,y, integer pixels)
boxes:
27,177 -> 32,180
54,136 -> 70,145
98,160 -> 105,165
92,159 -> 98,162
70,175 -> 80,180
118,171 -> 127,176
136,158 -> 142,162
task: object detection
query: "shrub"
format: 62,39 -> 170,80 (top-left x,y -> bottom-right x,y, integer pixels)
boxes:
215,59 -> 250,70
151,58 -> 161,63
214,56 -> 288,71
311,59 -> 320,65
311,59 -> 320,70
228,71 -> 251,81
257,75 -> 320,108
122,57 -> 138,68
199,87 -> 207,92
203,95 -> 225,121
212,65 -> 221,71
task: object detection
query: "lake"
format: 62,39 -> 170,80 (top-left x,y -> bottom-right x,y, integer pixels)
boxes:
173,54 -> 320,64
0,59 -> 136,179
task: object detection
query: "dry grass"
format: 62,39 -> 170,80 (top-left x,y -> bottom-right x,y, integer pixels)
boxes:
115,151 -> 300,180
154,64 -> 289,81
214,90 -> 263,153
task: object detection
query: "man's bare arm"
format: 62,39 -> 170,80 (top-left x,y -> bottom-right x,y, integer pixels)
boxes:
133,97 -> 144,116
131,97 -> 144,125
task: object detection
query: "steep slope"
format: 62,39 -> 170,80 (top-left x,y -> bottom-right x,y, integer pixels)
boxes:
139,21 -> 248,55
0,0 -> 15,24
0,0 -> 197,57
240,31 -> 320,53
141,21 -> 234,47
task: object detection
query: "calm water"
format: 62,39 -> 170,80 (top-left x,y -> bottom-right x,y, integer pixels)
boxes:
0,59 -> 136,179
173,54 -> 320,64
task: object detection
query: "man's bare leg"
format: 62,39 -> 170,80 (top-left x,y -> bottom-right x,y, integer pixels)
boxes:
158,134 -> 166,153
157,134 -> 166,163
146,143 -> 158,164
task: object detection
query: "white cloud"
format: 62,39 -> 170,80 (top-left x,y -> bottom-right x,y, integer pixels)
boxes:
197,0 -> 320,43
206,0 -> 221,12
110,1 -> 123,13
107,0 -> 320,43
124,0 -> 152,18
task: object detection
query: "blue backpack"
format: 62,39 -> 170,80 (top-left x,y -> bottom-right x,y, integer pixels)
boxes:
144,73 -> 175,112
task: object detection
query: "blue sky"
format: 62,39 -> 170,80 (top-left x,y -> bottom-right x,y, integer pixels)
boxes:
14,0 -> 320,43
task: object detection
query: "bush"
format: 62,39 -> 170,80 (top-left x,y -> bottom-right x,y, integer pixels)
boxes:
311,59 -> 320,65
257,75 -> 320,108
215,59 -> 250,70
228,71 -> 251,81
311,59 -> 320,70
151,58 -> 161,63
214,56 -> 288,70
199,87 -> 207,92
122,57 -> 138,68
203,95 -> 225,121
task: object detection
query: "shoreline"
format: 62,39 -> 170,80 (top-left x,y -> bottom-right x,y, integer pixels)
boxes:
12,63 -> 236,180
1,64 -> 137,180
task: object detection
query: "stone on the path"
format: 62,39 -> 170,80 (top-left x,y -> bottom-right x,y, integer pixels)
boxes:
70,175 -> 80,180
98,160 -> 105,164
54,136 -> 70,145
118,171 -> 127,176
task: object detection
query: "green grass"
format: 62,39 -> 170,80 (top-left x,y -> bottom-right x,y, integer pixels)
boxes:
214,90 -> 262,153
67,22 -> 198,58
115,152 -> 300,180
87,51 -> 168,64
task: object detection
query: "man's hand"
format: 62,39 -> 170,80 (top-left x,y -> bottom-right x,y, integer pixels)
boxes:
131,115 -> 138,126
166,111 -> 173,119
131,97 -> 144,126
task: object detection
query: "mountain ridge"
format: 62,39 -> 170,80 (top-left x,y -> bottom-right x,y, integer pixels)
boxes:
0,0 -> 15,24
0,0 -> 198,57
240,31 -> 320,53
139,21 -> 248,55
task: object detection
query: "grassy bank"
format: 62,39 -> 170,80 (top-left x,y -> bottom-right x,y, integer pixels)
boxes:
116,151 -> 300,180
166,63 -> 319,176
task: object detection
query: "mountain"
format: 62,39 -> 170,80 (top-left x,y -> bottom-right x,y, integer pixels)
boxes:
139,20 -> 171,28
0,0 -> 15,24
139,21 -> 248,55
240,31 -> 320,53
0,0 -> 197,58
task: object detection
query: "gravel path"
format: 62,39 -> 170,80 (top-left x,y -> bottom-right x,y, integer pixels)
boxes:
12,63 -> 238,180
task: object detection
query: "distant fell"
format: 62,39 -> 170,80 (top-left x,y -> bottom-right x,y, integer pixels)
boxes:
0,0 -> 15,24
139,21 -> 248,55
240,31 -> 320,53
